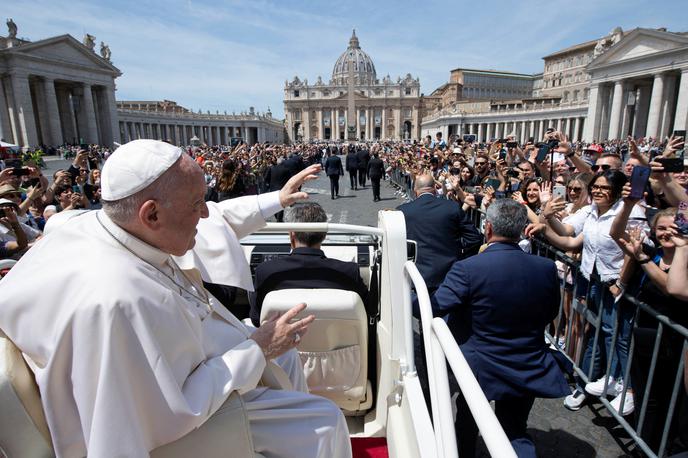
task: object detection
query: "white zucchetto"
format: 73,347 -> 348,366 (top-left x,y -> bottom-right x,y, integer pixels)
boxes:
101,139 -> 182,201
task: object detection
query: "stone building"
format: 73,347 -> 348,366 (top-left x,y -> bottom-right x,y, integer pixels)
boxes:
0,24 -> 121,148
421,27 -> 688,143
0,21 -> 285,149
117,103 -> 285,146
283,30 -> 422,142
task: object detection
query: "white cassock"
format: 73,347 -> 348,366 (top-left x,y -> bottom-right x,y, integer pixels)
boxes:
0,192 -> 351,458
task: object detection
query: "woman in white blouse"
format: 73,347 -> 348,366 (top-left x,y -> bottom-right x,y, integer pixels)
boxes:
527,169 -> 644,414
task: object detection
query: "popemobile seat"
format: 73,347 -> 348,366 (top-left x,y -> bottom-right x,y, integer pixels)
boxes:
260,288 -> 372,414
0,330 -> 268,458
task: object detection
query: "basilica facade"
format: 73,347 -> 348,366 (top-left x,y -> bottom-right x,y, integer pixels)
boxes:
284,31 -> 422,143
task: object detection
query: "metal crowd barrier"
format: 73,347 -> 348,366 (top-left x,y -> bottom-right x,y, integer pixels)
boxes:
403,260 -> 516,458
388,167 -> 414,201
464,207 -> 688,458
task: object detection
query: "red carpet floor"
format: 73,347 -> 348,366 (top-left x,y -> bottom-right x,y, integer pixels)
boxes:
351,437 -> 389,458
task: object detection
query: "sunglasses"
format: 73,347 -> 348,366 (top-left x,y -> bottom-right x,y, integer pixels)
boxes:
591,164 -> 612,172
568,186 -> 583,192
591,184 -> 612,192
475,161 -> 488,166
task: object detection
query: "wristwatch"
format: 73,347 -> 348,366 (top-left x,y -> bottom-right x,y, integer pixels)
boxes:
565,151 -> 576,158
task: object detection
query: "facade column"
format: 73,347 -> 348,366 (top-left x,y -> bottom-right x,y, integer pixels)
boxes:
674,68 -> 688,132
574,117 -> 582,142
538,120 -> 545,140
582,83 -> 603,142
486,123 -> 493,142
529,120 -> 536,141
394,108 -> 400,140
0,76 -> 14,143
520,121 -> 527,143
381,108 -> 386,140
646,73 -> 666,139
9,72 -> 39,148
659,74 -> 677,139
79,83 -> 99,144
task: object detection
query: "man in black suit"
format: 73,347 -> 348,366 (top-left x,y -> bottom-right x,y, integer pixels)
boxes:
367,152 -> 385,202
430,199 -> 569,457
356,146 -> 370,188
345,147 -> 359,190
397,174 -> 482,293
250,202 -> 368,327
263,157 -> 293,221
324,150 -> 344,199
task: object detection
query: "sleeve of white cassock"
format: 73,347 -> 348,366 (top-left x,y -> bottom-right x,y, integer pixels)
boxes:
69,301 -> 266,456
214,191 -> 282,240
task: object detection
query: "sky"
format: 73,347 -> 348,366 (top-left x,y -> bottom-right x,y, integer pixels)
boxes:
6,0 -> 686,119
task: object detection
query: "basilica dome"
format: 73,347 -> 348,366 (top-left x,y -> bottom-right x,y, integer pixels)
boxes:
332,30 -> 377,85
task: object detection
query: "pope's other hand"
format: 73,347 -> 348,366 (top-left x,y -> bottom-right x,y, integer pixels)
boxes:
279,164 -> 321,208
250,303 -> 315,360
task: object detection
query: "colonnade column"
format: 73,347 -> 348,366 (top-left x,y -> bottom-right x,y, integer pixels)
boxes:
486,123 -> 493,142
582,83 -> 603,142
9,72 -> 39,148
574,117 -> 582,142
673,68 -> 688,132
39,78 -> 61,146
646,73 -> 665,138
0,77 -> 12,143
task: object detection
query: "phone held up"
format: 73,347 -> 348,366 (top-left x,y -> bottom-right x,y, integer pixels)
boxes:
12,167 -> 31,177
629,165 -> 651,199
552,185 -> 566,201
676,201 -> 688,236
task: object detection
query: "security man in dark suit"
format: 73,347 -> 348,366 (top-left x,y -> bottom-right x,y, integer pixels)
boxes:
345,147 -> 360,190
324,150 -> 344,199
356,146 -> 370,188
367,152 -> 385,202
397,174 -> 482,292
431,199 -> 569,457
250,202 -> 368,327
263,157 -> 293,221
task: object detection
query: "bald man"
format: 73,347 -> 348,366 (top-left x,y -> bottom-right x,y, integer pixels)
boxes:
397,174 -> 482,292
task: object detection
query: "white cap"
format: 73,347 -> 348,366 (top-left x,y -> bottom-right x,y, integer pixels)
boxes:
101,140 -> 182,201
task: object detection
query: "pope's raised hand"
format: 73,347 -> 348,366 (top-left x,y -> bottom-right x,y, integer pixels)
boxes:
279,164 -> 321,208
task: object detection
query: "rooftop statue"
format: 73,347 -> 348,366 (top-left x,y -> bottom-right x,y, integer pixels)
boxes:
83,33 -> 96,51
100,41 -> 111,61
6,18 -> 17,39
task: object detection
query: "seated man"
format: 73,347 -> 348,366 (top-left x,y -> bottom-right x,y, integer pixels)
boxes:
251,202 -> 368,327
0,140 -> 350,458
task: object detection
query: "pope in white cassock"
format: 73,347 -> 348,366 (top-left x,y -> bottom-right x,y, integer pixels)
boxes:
0,140 -> 352,458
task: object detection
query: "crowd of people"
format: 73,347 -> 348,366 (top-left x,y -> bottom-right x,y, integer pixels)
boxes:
1,129 -> 687,455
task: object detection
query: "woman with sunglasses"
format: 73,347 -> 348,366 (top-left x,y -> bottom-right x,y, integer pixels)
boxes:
526,170 -> 645,413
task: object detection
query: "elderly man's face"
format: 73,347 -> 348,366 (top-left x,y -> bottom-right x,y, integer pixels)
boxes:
624,158 -> 642,177
156,161 -> 209,256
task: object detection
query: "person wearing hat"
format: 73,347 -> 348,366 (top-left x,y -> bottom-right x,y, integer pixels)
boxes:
0,140 -> 351,458
0,199 -> 28,259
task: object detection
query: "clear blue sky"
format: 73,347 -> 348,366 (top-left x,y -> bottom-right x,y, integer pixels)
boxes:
7,0 -> 686,119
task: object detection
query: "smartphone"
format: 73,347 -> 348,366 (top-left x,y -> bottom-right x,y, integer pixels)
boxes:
506,141 -> 518,148
498,149 -> 507,161
485,178 -> 501,190
72,185 -> 80,193
676,201 -> 688,236
536,144 -> 550,162
553,185 -> 566,200
656,157 -> 684,173
12,167 -> 30,177
464,186 -> 476,194
627,165 -> 651,199
673,130 -> 686,139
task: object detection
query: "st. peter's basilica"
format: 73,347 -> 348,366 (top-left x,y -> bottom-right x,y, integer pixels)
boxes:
283,31 -> 422,143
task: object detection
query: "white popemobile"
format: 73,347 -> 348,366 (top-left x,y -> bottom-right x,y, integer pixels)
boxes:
0,210 -> 516,457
